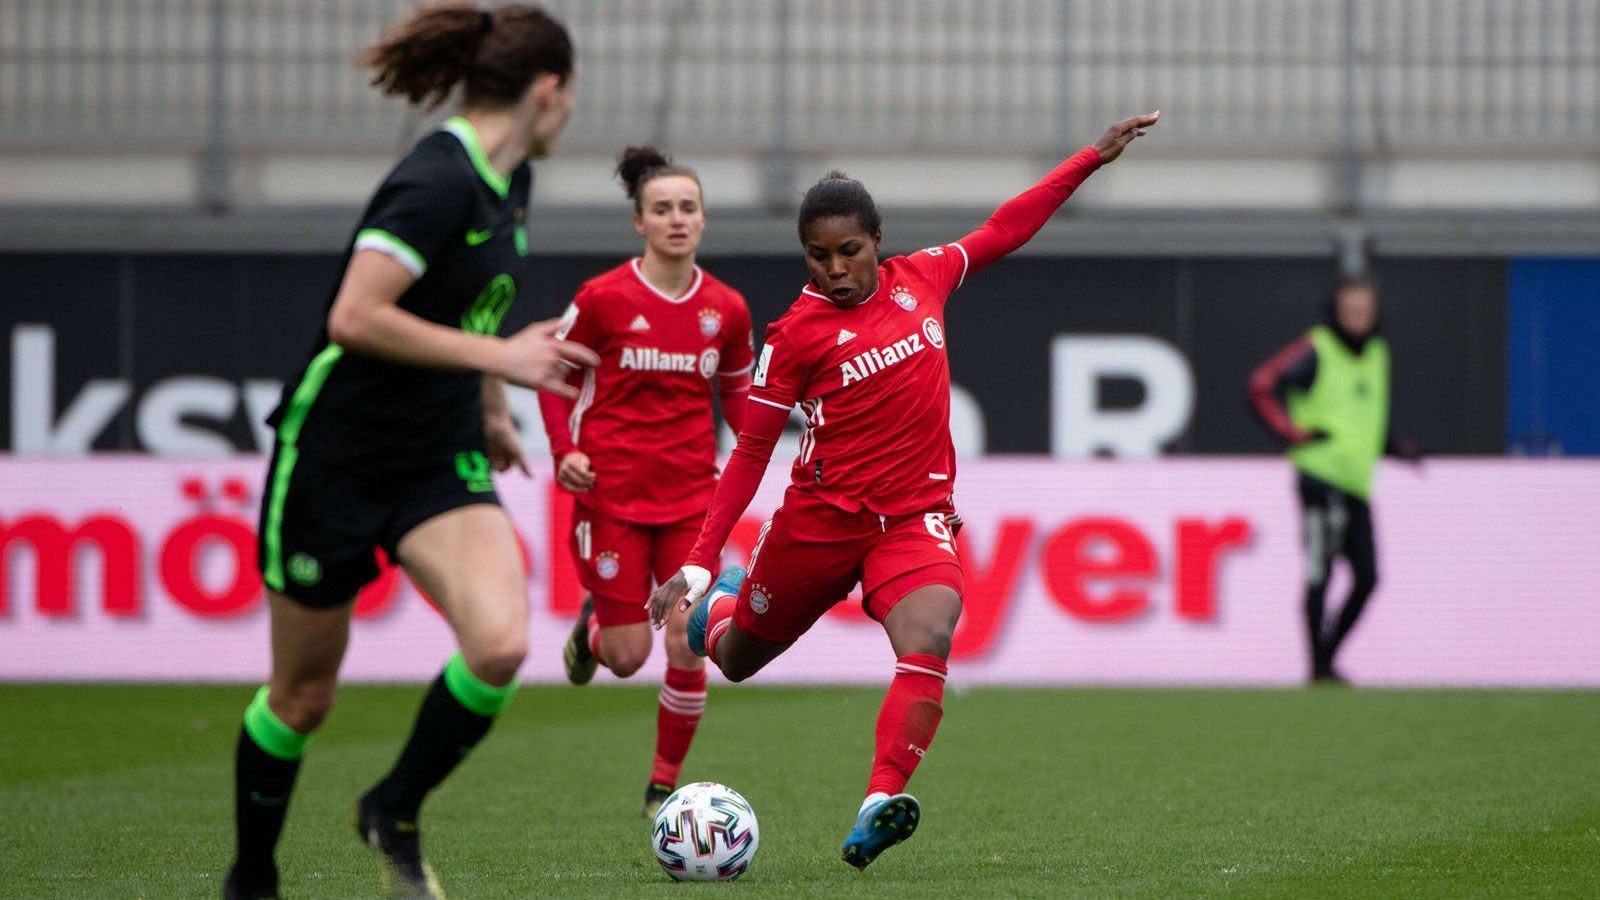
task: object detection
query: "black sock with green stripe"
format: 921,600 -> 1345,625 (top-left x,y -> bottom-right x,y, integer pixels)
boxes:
371,653 -> 516,820
231,687 -> 311,891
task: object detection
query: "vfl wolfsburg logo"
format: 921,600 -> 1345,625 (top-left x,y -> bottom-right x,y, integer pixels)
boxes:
287,553 -> 322,586
454,450 -> 494,494
461,274 -> 516,335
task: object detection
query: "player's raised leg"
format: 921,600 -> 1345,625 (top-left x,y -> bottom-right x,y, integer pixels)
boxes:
676,499 -> 863,683
360,505 -> 527,899
686,576 -> 790,683
843,580 -> 961,870
225,592 -> 352,900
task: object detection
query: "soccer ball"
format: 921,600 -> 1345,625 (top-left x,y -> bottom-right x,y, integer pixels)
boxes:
649,782 -> 760,881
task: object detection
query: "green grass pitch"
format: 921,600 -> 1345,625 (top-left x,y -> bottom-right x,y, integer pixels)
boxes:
2,684 -> 1596,898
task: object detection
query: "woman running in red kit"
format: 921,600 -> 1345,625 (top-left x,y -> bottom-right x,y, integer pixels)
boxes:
649,111 -> 1160,869
540,146 -> 754,816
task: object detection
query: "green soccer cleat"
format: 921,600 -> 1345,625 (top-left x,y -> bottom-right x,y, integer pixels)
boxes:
841,793 -> 921,870
563,595 -> 598,685
643,781 -> 675,818
355,790 -> 444,900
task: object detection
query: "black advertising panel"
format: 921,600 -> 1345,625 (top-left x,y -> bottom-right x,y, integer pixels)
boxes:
0,251 -> 1507,455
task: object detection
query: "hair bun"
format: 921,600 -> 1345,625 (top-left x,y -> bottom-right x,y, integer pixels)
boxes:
616,145 -> 673,200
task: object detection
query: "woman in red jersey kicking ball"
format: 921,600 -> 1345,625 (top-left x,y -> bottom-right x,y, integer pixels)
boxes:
649,111 -> 1159,869
539,146 -> 754,816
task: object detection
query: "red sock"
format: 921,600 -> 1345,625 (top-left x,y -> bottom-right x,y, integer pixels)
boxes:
651,666 -> 707,786
703,594 -> 736,668
866,654 -> 947,797
587,616 -> 607,668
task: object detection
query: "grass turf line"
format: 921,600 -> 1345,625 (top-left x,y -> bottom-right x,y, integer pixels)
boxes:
1,685 -> 1596,898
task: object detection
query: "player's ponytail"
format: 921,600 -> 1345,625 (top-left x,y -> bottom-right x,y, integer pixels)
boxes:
362,2 -> 574,111
615,145 -> 701,212
798,171 -> 882,242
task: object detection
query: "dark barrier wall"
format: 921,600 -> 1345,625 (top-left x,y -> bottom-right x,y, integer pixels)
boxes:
1,251 -> 1507,455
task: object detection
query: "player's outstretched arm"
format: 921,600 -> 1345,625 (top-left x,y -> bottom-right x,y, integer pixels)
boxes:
954,111 -> 1159,276
647,399 -> 789,627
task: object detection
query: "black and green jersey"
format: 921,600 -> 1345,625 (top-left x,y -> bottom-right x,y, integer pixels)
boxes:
266,117 -> 531,468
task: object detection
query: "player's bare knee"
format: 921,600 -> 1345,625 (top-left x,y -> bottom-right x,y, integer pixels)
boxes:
889,604 -> 959,659
465,639 -> 527,687
915,622 -> 954,660
607,641 -> 651,678
663,628 -> 695,664
273,681 -> 335,733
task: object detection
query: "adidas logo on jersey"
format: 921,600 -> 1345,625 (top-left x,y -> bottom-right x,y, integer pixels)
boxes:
839,332 -> 927,386
629,314 -> 651,332
837,329 -> 857,346
620,346 -> 704,374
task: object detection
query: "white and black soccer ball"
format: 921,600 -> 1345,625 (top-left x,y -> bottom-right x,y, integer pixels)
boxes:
650,782 -> 759,881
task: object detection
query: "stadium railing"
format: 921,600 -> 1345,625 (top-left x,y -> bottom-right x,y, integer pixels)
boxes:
3,0 -> 1595,159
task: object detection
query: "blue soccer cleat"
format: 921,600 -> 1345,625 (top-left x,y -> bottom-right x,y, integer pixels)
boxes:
686,566 -> 745,657
841,793 -> 921,870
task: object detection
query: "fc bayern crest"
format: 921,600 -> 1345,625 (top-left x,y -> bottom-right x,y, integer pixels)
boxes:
892,286 -> 918,311
698,308 -> 723,337
748,585 -> 770,614
596,551 -> 621,580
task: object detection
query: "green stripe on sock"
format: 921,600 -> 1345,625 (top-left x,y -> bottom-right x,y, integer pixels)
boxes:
442,653 -> 517,717
243,686 -> 311,761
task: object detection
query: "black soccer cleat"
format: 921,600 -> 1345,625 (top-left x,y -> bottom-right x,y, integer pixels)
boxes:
1311,665 -> 1350,686
563,595 -> 598,685
643,781 -> 675,819
221,864 -> 279,900
355,790 -> 443,900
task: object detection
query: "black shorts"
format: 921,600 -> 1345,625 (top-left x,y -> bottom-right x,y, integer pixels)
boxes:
256,442 -> 502,608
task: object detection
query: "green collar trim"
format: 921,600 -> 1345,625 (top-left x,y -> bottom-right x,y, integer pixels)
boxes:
444,116 -> 510,199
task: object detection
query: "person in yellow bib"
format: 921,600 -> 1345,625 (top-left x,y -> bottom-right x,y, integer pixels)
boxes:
1249,276 -> 1420,683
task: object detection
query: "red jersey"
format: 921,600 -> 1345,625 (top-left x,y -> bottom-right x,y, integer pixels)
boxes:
684,146 -> 1103,572
544,259 -> 753,523
750,249 -> 969,515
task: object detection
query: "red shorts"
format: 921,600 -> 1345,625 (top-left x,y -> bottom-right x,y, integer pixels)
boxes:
733,487 -> 964,645
570,502 -> 701,627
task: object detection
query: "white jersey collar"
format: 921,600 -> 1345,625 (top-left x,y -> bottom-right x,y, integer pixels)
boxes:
631,257 -> 703,304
